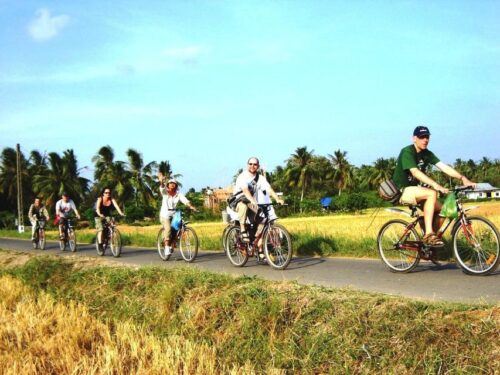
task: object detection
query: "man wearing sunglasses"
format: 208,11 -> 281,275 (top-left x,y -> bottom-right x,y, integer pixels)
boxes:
232,157 -> 283,243
392,126 -> 476,247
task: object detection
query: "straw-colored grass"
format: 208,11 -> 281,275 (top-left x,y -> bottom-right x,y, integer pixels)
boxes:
1,251 -> 499,373
0,275 -> 280,374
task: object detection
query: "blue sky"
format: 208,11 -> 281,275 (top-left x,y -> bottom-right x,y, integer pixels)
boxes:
1,1 -> 499,190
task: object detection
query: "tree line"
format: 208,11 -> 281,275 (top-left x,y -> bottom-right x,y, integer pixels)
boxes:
0,145 -> 499,226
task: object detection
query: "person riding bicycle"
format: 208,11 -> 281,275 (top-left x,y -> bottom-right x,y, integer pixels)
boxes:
230,157 -> 284,243
158,172 -> 197,255
392,126 -> 476,247
55,193 -> 81,240
95,187 -> 125,250
28,197 -> 49,242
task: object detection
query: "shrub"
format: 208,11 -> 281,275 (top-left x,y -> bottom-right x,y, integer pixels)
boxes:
124,205 -> 145,223
0,211 -> 16,229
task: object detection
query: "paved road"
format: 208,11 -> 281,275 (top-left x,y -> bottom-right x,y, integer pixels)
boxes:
1,237 -> 498,304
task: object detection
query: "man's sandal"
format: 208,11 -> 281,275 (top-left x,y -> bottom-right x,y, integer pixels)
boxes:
423,233 -> 444,248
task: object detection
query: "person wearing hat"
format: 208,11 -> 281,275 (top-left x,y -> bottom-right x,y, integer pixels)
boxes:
392,126 -> 476,247
55,192 -> 81,240
157,172 -> 197,255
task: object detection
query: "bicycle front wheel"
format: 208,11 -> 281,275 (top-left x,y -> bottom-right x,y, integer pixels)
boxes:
68,230 -> 77,252
39,229 -> 46,250
225,226 -> 248,267
179,227 -> 199,262
110,229 -> 122,258
377,219 -> 421,273
263,223 -> 293,270
453,216 -> 499,275
157,228 -> 171,261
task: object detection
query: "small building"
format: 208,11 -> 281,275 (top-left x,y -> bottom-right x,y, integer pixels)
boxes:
204,186 -> 233,211
464,183 -> 500,200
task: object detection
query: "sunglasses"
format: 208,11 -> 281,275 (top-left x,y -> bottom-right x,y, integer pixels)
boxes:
104,191 -> 111,194
248,163 -> 259,166
417,135 -> 430,140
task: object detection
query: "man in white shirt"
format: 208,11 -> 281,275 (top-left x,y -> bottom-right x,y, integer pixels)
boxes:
232,157 -> 283,242
55,193 -> 81,240
157,173 -> 197,254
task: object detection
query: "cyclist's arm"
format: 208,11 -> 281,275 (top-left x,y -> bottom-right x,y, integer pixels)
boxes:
242,186 -> 258,205
71,201 -> 81,219
268,187 -> 284,204
178,194 -> 197,211
55,201 -> 62,218
96,198 -> 104,217
409,168 -> 447,193
111,199 -> 125,216
42,207 -> 50,220
28,205 -> 35,220
435,162 -> 476,187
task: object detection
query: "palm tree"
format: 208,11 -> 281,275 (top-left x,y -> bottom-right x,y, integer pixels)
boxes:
368,157 -> 396,188
479,157 -> 492,181
284,146 -> 316,205
0,147 -> 31,212
33,150 -> 89,209
126,149 -> 156,207
328,150 -> 354,196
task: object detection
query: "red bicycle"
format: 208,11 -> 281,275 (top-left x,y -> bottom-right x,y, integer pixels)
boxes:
377,187 -> 499,275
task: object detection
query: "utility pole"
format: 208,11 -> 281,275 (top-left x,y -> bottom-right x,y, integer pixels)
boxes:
16,143 -> 24,233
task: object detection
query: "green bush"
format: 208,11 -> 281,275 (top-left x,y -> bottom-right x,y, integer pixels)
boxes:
0,211 -> 16,229
124,205 -> 145,223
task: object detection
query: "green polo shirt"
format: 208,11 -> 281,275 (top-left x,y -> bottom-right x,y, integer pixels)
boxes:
392,145 -> 440,189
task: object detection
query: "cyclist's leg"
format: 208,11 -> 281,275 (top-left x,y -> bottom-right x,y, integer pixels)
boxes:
58,218 -> 65,239
95,217 -> 104,243
433,200 -> 444,232
160,217 -> 171,245
30,219 -> 37,240
235,202 -> 248,232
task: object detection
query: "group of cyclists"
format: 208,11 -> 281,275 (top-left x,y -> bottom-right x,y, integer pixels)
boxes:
25,125 -> 497,273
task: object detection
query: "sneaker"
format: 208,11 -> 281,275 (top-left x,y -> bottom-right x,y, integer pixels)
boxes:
165,246 -> 172,256
241,231 -> 250,243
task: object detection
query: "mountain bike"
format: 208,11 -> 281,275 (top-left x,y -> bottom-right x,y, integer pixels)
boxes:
59,218 -> 77,252
377,187 -> 499,275
96,217 -> 122,257
224,204 -> 292,270
157,210 -> 199,262
32,218 -> 46,250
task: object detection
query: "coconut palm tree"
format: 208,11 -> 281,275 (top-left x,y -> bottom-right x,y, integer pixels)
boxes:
368,157 -> 396,188
126,148 -> 156,207
284,146 -> 316,206
0,147 -> 31,211
328,149 -> 354,196
33,150 -> 89,209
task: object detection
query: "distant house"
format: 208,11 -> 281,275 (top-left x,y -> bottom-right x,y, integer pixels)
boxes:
204,186 -> 232,211
464,183 -> 500,200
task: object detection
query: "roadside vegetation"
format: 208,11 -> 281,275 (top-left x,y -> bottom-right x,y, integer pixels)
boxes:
0,250 -> 498,374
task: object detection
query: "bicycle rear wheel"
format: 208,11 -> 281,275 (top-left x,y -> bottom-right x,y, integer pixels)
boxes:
179,227 -> 199,262
68,229 -> 77,252
453,216 -> 499,275
263,223 -> 292,270
110,229 -> 122,258
32,232 -> 38,249
225,226 -> 248,267
377,219 -> 421,273
157,228 -> 172,261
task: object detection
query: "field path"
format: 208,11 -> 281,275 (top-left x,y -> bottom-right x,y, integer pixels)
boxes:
1,237 -> 498,304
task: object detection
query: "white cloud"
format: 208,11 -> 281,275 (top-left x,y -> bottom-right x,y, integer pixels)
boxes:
27,8 -> 70,41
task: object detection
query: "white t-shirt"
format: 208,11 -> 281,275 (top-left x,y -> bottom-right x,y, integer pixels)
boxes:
55,199 -> 77,218
159,186 -> 190,219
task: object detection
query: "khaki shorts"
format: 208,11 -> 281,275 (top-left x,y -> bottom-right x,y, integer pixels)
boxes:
160,216 -> 172,239
399,186 -> 425,206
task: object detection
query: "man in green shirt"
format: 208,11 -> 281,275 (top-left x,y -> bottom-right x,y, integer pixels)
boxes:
392,126 -> 476,247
